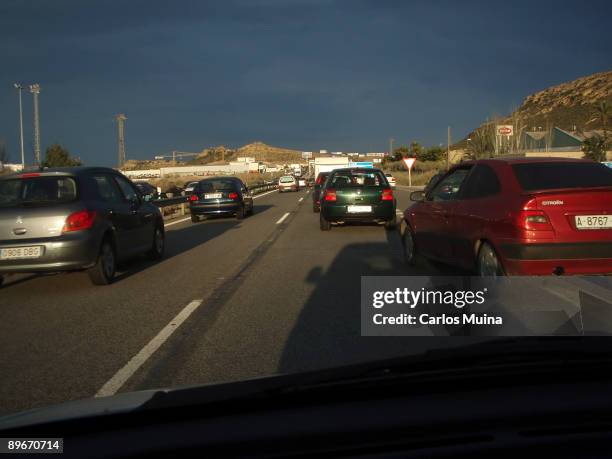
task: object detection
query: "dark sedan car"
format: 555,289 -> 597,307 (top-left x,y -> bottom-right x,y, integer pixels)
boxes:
189,177 -> 254,222
319,168 -> 396,231
312,171 -> 331,213
134,182 -> 159,201
0,167 -> 165,286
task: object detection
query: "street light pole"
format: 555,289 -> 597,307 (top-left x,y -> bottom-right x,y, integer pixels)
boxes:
29,83 -> 41,166
389,138 -> 394,158
13,83 -> 25,169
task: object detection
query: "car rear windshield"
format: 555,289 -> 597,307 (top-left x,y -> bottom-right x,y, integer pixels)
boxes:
330,170 -> 387,188
198,179 -> 237,192
0,176 -> 78,208
280,176 -> 295,183
512,162 -> 612,191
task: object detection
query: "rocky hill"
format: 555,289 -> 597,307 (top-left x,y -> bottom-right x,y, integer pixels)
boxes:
456,70 -> 612,147
513,70 -> 611,130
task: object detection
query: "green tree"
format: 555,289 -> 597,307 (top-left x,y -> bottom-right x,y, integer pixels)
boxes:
582,135 -> 607,162
42,144 -> 81,168
466,124 -> 496,160
418,146 -> 445,162
593,101 -> 611,148
0,139 -> 8,167
408,141 -> 423,158
392,145 -> 409,161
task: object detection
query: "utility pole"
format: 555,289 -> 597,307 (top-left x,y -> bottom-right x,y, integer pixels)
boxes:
115,114 -> 127,168
13,83 -> 25,169
29,83 -> 41,166
389,138 -> 394,158
447,126 -> 451,170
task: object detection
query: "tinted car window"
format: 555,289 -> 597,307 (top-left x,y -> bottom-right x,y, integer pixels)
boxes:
330,170 -> 386,188
429,168 -> 471,201
279,176 -> 295,183
92,174 -> 123,203
0,176 -> 77,208
199,179 -> 238,192
114,175 -> 139,201
461,164 -> 501,199
512,162 -> 612,191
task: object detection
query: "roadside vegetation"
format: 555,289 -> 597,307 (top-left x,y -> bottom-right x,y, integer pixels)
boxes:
383,141 -> 447,186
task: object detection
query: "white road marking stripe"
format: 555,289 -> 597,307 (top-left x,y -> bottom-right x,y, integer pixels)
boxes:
164,217 -> 191,228
276,212 -> 290,224
253,189 -> 278,199
298,197 -> 304,202
95,299 -> 203,398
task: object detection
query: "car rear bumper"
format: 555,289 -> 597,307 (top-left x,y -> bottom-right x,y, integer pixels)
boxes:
0,231 -> 100,274
190,202 -> 241,215
499,241 -> 612,275
279,186 -> 298,192
322,204 -> 395,222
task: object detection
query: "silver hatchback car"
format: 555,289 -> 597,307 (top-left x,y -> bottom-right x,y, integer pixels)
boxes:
0,167 -> 165,286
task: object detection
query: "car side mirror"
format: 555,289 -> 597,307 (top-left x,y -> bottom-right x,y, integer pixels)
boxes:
143,194 -> 152,202
410,191 -> 425,202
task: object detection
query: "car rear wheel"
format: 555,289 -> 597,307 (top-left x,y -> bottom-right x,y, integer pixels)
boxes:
313,203 -> 320,213
384,217 -> 396,231
248,204 -> 255,216
0,275 -> 4,288
191,214 -> 199,223
476,242 -> 504,277
320,214 -> 331,231
236,204 -> 245,220
88,239 -> 116,285
402,224 -> 417,265
147,225 -> 165,260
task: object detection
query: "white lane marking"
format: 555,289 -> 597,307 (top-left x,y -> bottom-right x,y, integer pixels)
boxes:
276,212 -> 290,225
253,189 -> 278,199
298,197 -> 304,202
95,299 -> 203,398
164,217 -> 191,228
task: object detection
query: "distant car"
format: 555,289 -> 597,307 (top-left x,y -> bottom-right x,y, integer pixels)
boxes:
384,173 -> 396,188
312,172 -> 331,212
298,178 -> 306,188
183,181 -> 199,196
402,158 -> 612,276
189,176 -> 254,222
0,167 -> 165,286
306,177 -> 315,187
134,182 -> 159,201
278,175 -> 299,192
319,168 -> 396,230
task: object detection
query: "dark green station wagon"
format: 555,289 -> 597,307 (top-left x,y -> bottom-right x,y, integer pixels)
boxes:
319,168 -> 396,231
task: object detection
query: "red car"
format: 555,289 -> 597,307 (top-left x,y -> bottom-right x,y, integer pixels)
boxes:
401,158 -> 612,275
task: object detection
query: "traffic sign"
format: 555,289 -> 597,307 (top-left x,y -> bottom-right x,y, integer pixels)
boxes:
403,157 -> 416,170
350,161 -> 373,168
496,125 -> 514,136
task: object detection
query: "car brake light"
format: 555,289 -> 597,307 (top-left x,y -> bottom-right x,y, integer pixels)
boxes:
323,189 -> 336,201
517,210 -> 553,231
20,173 -> 40,178
228,192 -> 239,200
381,188 -> 393,201
62,210 -> 96,233
189,194 -> 198,201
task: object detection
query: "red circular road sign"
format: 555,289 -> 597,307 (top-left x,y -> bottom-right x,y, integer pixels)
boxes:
498,127 -> 513,135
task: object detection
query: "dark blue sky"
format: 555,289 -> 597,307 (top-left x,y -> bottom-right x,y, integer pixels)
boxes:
1,0 -> 610,166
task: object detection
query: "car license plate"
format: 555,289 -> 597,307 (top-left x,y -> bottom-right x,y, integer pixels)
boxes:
0,246 -> 42,260
347,205 -> 372,213
204,193 -> 222,199
575,215 -> 611,230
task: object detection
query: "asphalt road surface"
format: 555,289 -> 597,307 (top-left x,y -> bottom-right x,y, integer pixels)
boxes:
0,187 -> 476,415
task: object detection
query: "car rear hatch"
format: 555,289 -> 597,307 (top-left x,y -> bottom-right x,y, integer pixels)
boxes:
191,179 -> 239,205
512,162 -> 612,241
325,169 -> 393,213
0,173 -> 81,242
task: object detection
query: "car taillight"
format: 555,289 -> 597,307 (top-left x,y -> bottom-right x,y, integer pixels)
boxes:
20,173 -> 41,178
323,189 -> 336,201
228,192 -> 239,200
316,176 -> 323,185
189,194 -> 198,201
518,210 -> 553,231
381,188 -> 393,201
62,210 -> 96,233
